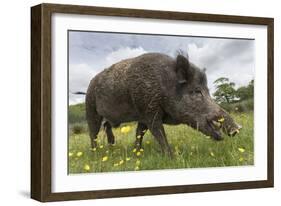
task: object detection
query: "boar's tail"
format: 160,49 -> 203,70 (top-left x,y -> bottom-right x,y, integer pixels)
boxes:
73,91 -> 86,95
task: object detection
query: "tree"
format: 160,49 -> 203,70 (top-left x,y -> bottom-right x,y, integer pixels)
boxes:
213,77 -> 236,104
236,80 -> 254,101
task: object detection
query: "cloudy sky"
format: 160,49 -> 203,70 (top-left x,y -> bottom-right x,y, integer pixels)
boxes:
69,31 -> 254,105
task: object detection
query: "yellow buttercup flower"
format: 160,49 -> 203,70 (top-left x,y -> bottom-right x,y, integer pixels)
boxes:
76,151 -> 83,157
121,126 -> 131,133
238,148 -> 245,153
145,140 -> 150,145
113,163 -> 119,167
132,148 -> 137,153
136,135 -> 141,139
99,145 -> 104,149
136,152 -> 141,156
239,157 -> 244,162
102,156 -> 108,162
126,157 -> 131,161
135,166 -> 140,171
136,160 -> 141,166
140,148 -> 144,152
210,151 -> 215,157
68,152 -> 73,157
119,160 -> 124,165
83,164 -> 90,171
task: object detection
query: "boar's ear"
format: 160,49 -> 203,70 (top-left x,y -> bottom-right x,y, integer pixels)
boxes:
176,54 -> 193,84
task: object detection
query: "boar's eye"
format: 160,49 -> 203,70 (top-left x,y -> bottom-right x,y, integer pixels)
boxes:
190,89 -> 202,96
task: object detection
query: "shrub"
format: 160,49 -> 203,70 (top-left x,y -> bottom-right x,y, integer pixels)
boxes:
69,103 -> 86,124
220,99 -> 253,113
72,124 -> 86,134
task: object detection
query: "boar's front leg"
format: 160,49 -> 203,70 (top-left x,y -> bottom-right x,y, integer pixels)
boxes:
135,122 -> 147,150
147,120 -> 173,157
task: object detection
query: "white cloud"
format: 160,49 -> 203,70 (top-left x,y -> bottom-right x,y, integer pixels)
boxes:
105,47 -> 147,67
69,47 -> 148,105
183,41 -> 254,96
69,32 -> 254,105
69,63 -> 95,104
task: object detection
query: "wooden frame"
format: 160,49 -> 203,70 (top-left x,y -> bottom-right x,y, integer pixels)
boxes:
31,3 -> 274,202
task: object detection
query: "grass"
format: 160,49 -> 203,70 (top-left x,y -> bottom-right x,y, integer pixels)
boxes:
68,112 -> 253,174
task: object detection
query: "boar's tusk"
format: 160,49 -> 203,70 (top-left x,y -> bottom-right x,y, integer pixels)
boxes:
218,117 -> 225,123
212,120 -> 221,128
229,129 -> 240,136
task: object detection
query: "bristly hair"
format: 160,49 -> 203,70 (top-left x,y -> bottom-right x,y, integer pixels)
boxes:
176,49 -> 189,60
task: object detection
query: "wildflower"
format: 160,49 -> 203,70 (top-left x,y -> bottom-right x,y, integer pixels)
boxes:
119,160 -> 124,165
68,152 -> 73,157
238,148 -> 245,153
205,136 -> 211,139
136,160 -> 141,166
83,164 -> 90,171
136,151 -> 141,156
91,148 -> 97,152
132,148 -> 137,153
210,151 -> 215,157
121,126 -> 131,133
239,157 -> 244,162
113,163 -> 119,167
76,151 -> 83,157
102,156 -> 108,162
106,150 -> 109,154
145,140 -> 150,145
140,148 -> 144,152
134,166 -> 140,171
235,107 -> 239,111
126,157 -> 131,161
218,117 -> 225,123
99,145 -> 104,149
136,135 -> 141,139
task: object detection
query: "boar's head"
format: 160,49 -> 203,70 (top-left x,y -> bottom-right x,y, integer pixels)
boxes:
172,54 -> 241,140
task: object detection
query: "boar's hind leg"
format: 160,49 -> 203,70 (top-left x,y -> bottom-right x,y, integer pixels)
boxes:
86,107 -> 102,149
135,123 -> 148,150
104,121 -> 115,145
147,121 -> 173,157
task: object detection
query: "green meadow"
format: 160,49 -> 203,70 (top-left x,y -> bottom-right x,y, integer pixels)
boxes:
68,103 -> 253,174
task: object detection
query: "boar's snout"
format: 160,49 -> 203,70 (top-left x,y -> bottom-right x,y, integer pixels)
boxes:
206,111 -> 242,140
226,122 -> 242,137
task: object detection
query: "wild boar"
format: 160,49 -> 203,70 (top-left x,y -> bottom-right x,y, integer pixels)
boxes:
85,52 -> 241,157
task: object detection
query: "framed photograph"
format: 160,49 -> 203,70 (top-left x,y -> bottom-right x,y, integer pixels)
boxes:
31,3 -> 274,202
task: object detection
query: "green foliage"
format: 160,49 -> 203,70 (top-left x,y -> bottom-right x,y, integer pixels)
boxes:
213,77 -> 236,103
213,78 -> 254,112
71,124 -> 86,135
236,80 -> 254,101
69,103 -> 86,124
220,99 -> 254,113
68,112 -> 253,173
